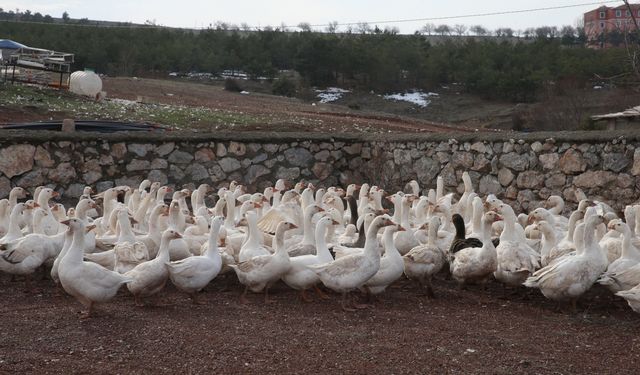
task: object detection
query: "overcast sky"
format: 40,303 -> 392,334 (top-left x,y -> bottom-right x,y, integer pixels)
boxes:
2,0 -> 623,32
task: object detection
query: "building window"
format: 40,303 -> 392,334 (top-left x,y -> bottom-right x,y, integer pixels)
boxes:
626,10 -> 631,17
601,22 -> 605,28
600,11 -> 606,19
616,10 -> 622,17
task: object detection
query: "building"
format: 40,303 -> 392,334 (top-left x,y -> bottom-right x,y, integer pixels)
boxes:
584,3 -> 640,48
591,105 -> 640,130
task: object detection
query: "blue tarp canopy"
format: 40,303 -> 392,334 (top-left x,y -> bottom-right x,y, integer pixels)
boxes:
0,39 -> 26,49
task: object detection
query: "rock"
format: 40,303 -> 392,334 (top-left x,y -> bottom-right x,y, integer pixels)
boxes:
435,152 -> 450,163
440,164 -> 457,187
530,141 -> 543,153
499,152 -> 528,171
148,170 -> 168,185
538,153 -> 559,170
126,159 -> 151,171
517,189 -> 537,210
208,165 -> 226,183
34,146 -> 55,168
502,142 -> 514,153
617,173 -> 634,188
479,175 -> 504,195
632,149 -> 640,175
111,143 -> 127,159
451,152 -> 474,169
315,150 -> 331,162
49,163 -> 77,184
65,183 -> 85,198
545,174 -> 566,189
393,149 -> 412,165
312,162 -> 333,180
246,165 -> 271,184
276,167 -> 300,180
603,153 -> 630,173
228,141 -> 246,156
558,149 -> 586,174
96,181 -> 115,192
185,164 -> 209,181
470,142 -> 486,153
284,148 -> 313,167
169,165 -> 185,181
472,154 -> 491,172
168,150 -> 194,164
155,142 -> 175,156
128,143 -> 153,157
414,156 -> 440,185
343,143 -> 363,155
15,170 -> 47,188
498,168 -> 514,186
151,159 -> 168,169
263,144 -> 278,153
99,154 -> 114,165
83,171 -> 102,185
0,176 -> 10,198
573,171 -> 617,188
0,144 -> 36,178
115,176 -> 143,188
216,143 -> 228,157
218,157 -> 241,173
194,148 -> 216,162
516,171 -> 544,189
505,186 -> 518,200
251,153 -> 268,164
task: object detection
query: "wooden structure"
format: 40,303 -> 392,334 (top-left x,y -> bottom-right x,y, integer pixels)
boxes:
591,106 -> 640,130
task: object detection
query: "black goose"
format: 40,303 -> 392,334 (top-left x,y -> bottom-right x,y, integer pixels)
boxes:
449,213 -> 500,253
449,214 -> 483,254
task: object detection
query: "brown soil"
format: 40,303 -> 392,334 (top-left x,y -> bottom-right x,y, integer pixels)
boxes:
1,272 -> 637,374
101,77 -> 479,133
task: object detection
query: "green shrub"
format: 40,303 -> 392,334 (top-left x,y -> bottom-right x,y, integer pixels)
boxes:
272,77 -> 296,97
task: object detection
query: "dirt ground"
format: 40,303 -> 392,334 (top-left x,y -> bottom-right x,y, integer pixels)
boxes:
1,271 -> 638,374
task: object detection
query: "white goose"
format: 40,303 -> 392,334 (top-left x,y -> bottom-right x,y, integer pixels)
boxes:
58,219 -> 132,319
361,224 -> 405,296
450,211 -> 502,288
167,216 -> 225,304
597,220 -> 640,293
403,216 -> 447,297
230,221 -> 297,303
524,214 -> 608,310
494,204 -> 540,287
309,215 -> 394,311
281,216 -> 336,301
286,204 -> 325,257
125,229 -> 182,305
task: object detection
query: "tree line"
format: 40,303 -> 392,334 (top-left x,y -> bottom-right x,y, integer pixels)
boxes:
0,13 -> 633,103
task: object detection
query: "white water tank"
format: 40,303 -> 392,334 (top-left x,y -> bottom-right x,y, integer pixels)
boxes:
69,70 -> 102,98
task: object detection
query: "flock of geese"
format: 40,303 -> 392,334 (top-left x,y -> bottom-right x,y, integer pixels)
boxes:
1,172 -> 640,319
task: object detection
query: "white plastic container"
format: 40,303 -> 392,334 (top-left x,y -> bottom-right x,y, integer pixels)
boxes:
69,70 -> 102,98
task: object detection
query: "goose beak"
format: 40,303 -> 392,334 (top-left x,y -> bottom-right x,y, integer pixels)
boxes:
174,232 -> 183,239
527,215 -> 534,225
254,203 -> 263,209
33,202 -> 40,208
318,207 -> 325,212
397,225 -> 406,232
60,219 -> 70,226
332,219 -> 340,225
52,191 -> 60,198
262,196 -> 269,203
290,223 -> 299,229
495,214 -> 503,221
130,218 -> 139,225
166,187 -> 173,193
272,188 -> 280,193
85,224 -> 96,233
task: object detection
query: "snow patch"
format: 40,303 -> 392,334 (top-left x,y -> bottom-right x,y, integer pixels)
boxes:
383,91 -> 439,108
316,87 -> 350,103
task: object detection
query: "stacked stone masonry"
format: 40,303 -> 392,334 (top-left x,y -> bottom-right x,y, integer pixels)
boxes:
1,130 -> 639,214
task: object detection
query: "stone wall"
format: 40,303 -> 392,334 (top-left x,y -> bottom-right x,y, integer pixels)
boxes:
1,130 -> 640,213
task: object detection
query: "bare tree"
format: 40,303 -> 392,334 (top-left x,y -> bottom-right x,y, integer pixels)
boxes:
325,21 -> 339,33
435,24 -> 451,36
470,25 -> 487,36
298,22 -> 312,32
421,23 -> 435,35
356,22 -> 371,34
453,24 -> 468,36
240,22 -> 251,32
